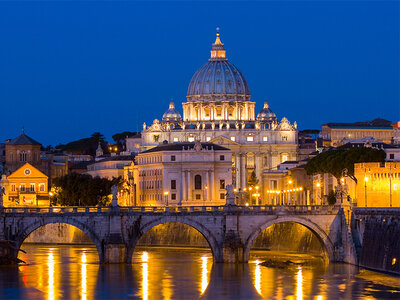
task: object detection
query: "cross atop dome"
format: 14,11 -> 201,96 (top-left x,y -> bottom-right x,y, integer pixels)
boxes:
210,28 -> 226,60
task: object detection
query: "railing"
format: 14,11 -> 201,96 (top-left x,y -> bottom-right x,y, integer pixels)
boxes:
0,205 -> 337,214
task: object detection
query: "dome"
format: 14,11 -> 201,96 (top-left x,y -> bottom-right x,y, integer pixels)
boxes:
162,102 -> 182,122
187,32 -> 250,102
257,100 -> 276,122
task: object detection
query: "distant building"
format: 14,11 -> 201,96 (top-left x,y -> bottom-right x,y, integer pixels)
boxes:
336,138 -> 400,161
320,118 -> 394,146
1,163 -> 49,206
86,155 -> 135,180
130,141 -> 232,206
355,162 -> 400,207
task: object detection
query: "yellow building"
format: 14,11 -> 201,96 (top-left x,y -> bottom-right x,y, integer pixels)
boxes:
3,163 -> 49,206
355,162 -> 400,207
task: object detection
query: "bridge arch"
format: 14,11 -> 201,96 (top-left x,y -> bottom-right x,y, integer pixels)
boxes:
15,217 -> 103,262
127,217 -> 222,263
243,216 -> 335,262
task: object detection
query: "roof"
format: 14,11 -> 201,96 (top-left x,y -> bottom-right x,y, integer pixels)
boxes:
337,142 -> 399,150
280,160 -> 299,165
323,118 -> 393,129
141,142 -> 229,154
8,133 -> 41,145
90,155 -> 136,164
69,161 -> 93,169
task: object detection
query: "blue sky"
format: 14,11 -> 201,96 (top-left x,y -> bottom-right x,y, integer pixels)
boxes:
1,1 -> 399,146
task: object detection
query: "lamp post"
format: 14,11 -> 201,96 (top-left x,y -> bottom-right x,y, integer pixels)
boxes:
255,185 -> 260,205
164,191 -> 169,206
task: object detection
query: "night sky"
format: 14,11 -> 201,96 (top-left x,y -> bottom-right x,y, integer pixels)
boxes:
1,1 -> 399,146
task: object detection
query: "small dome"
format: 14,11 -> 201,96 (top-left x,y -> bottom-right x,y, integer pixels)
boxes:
162,102 -> 182,122
257,100 -> 276,122
187,31 -> 250,102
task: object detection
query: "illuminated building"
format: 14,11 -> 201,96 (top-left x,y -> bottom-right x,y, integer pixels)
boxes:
1,162 -> 49,206
86,155 -> 135,180
130,141 -> 232,206
128,31 -> 298,195
355,162 -> 400,207
320,118 -> 394,147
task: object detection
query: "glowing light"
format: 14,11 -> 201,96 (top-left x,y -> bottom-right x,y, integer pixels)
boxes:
296,266 -> 303,300
364,176 -> 369,182
48,249 -> 55,300
81,252 -> 87,300
233,188 -> 237,192
245,203 -> 249,206
255,186 -> 259,190
254,260 -> 262,295
164,191 -> 169,196
299,187 -> 303,191
288,180 -> 293,184
142,252 -> 149,300
249,187 -> 253,191
316,182 -> 321,188
392,258 -> 397,265
201,256 -> 209,294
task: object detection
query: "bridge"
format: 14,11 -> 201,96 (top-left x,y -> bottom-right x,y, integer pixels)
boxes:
0,204 -> 358,265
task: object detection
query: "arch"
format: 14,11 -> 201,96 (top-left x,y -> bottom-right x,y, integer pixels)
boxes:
127,217 -> 222,263
15,217 -> 103,262
243,216 -> 335,262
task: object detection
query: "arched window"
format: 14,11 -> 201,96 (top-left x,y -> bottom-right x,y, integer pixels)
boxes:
194,175 -> 202,190
20,151 -> 27,162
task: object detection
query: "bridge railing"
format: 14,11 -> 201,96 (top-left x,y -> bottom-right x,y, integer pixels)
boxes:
1,204 -> 336,214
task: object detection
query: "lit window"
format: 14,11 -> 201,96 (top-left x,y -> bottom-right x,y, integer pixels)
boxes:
282,136 -> 288,141
173,137 -> 179,142
20,184 -> 26,192
188,137 -> 195,142
30,183 -> 35,192
282,153 -> 288,163
263,136 -> 268,142
247,136 -> 254,142
230,137 -> 236,142
206,137 -> 211,142
11,184 -> 16,192
39,184 -> 45,192
220,193 -> 225,199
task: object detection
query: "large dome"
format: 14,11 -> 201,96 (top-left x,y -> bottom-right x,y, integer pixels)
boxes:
187,32 -> 250,102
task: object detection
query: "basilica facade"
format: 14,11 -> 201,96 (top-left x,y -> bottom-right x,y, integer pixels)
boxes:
127,32 -> 298,194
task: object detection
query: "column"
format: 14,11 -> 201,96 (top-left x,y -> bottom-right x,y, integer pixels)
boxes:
240,154 -> 246,190
180,170 -> 185,205
235,154 -> 240,189
187,171 -> 191,202
210,170 -> 214,203
255,153 -> 262,205
206,170 -> 211,202
205,171 -> 209,202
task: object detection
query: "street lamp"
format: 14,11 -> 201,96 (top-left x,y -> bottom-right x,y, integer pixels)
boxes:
164,191 -> 169,206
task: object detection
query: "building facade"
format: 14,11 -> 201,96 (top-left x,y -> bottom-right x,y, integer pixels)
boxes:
130,141 -> 232,206
127,32 -> 298,194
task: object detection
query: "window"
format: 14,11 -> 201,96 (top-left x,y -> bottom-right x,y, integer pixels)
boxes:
171,155 -> 176,161
30,183 -> 35,192
20,151 -> 27,162
220,193 -> 225,199
281,153 -> 288,163
20,184 -> 26,192
220,155 -> 225,161
230,137 -> 236,142
390,154 -> 395,160
11,184 -> 16,192
39,184 -> 45,192
188,137 -> 195,142
196,194 -> 201,200
247,136 -> 254,142
282,136 -> 288,141
173,137 -> 179,142
194,175 -> 202,190
171,193 -> 176,200
171,180 -> 176,190
206,137 -> 211,142
220,180 -> 225,189
263,136 -> 268,142
270,180 -> 277,189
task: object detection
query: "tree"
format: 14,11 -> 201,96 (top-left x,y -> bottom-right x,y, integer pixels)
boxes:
247,171 -> 259,187
51,173 -> 122,206
57,132 -> 109,156
305,147 -> 386,182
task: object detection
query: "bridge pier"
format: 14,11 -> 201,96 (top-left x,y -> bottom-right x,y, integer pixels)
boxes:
103,243 -> 127,264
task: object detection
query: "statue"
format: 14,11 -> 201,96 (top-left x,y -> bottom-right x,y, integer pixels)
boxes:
241,122 -> 245,129
225,184 -> 236,206
219,120 -> 223,130
196,122 -> 201,130
142,122 -> 146,130
211,122 -> 215,130
202,122 -> 206,130
111,185 -> 118,207
226,122 -> 230,129
0,185 -> 5,208
182,123 -> 186,130
235,122 -> 239,129
255,121 -> 260,130
194,140 -> 202,152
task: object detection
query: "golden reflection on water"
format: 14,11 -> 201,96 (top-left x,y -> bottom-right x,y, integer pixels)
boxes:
254,260 -> 262,295
201,256 -> 209,294
296,266 -> 303,300
47,248 -> 55,300
141,251 -> 149,300
81,251 -> 87,300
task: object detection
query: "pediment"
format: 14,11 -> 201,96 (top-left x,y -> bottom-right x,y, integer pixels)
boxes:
8,163 -> 48,179
209,135 -> 240,146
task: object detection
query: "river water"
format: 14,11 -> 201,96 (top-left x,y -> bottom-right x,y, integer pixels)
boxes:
0,245 -> 399,299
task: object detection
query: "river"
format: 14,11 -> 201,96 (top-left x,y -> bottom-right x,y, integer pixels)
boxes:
0,245 -> 399,299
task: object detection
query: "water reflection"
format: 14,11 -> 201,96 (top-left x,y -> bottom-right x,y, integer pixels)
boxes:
0,245 -> 397,299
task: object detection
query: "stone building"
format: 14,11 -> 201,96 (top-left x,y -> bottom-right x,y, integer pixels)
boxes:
86,155 -> 135,180
127,32 -> 298,193
355,161 -> 400,207
129,141 -> 232,206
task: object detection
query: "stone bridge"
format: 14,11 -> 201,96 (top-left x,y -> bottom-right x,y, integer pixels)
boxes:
0,205 -> 357,265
